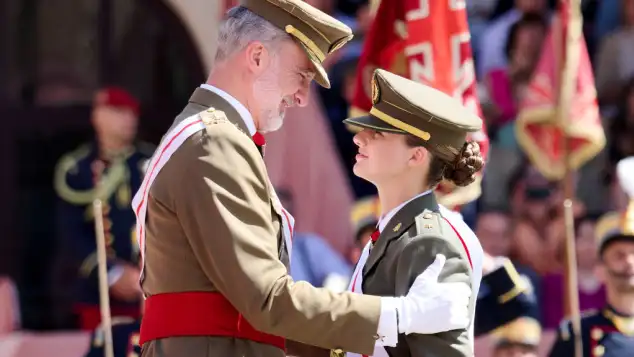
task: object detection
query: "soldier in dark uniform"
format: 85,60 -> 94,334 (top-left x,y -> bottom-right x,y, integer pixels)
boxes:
548,157 -> 634,357
476,254 -> 541,336
54,87 -> 155,330
348,196 -> 539,337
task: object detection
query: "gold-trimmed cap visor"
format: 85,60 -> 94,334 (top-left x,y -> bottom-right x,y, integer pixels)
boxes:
297,40 -> 330,88
343,115 -> 407,134
240,0 -> 354,89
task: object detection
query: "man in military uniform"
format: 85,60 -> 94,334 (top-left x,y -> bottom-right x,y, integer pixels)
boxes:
349,198 -> 539,337
133,1 -> 473,357
476,253 -> 540,336
548,157 -> 634,357
54,87 -> 154,330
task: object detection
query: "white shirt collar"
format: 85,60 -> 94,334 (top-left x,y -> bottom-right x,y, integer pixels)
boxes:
199,84 -> 256,136
378,190 -> 433,233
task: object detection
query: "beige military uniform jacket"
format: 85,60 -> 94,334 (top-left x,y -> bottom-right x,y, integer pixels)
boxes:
135,87 -> 385,357
348,193 -> 483,357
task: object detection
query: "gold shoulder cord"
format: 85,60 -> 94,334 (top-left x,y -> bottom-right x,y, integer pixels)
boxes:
54,149 -> 129,205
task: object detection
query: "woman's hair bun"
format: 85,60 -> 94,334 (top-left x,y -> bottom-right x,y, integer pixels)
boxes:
444,141 -> 485,187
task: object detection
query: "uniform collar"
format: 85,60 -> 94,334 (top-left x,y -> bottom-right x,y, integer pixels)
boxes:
603,305 -> 634,335
378,190 -> 433,233
363,191 -> 439,277
199,84 -> 256,136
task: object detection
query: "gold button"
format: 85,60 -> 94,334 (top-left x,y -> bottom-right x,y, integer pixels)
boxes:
593,345 -> 604,356
591,328 -> 603,340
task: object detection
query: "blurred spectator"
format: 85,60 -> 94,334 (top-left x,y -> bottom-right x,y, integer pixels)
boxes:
540,214 -> 606,330
606,79 -> 634,171
484,13 -> 548,148
467,0 -> 499,63
347,196 -> 380,265
475,208 -> 542,321
490,317 -> 541,357
478,0 -> 549,79
279,188 -> 353,292
477,209 -> 515,258
595,0 -> 634,108
510,167 -> 555,274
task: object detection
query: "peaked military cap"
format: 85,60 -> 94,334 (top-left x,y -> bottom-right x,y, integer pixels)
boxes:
595,157 -> 634,253
241,0 -> 353,88
344,69 -> 483,162
595,211 -> 634,253
491,317 -> 541,348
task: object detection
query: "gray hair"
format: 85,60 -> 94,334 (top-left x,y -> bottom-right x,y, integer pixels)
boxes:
215,7 -> 290,63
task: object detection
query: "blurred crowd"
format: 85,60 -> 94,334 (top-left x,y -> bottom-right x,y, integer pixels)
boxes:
1,0 -> 634,357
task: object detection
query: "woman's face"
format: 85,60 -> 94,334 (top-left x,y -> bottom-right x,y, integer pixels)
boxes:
352,129 -> 425,185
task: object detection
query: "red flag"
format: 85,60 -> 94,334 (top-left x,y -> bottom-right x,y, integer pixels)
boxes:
351,0 -> 489,209
350,0 -> 408,118
516,1 -> 605,180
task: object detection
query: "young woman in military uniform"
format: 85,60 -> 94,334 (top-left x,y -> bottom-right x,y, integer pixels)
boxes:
340,69 -> 486,357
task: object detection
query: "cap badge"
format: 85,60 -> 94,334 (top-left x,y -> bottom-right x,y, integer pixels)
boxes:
371,76 -> 380,105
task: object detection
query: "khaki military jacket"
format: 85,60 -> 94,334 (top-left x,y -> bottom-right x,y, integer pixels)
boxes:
349,193 -> 482,357
139,88 -> 383,357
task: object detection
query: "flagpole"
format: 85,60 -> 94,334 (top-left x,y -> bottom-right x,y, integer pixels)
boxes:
557,1 -> 583,357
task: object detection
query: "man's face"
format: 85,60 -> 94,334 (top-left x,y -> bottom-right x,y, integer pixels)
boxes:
576,221 -> 598,270
251,39 -> 315,132
599,240 -> 634,293
476,213 -> 511,256
352,129 -> 425,186
515,25 -> 545,59
92,105 -> 138,144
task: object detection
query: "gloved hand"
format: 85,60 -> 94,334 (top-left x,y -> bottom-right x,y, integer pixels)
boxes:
396,254 -> 471,334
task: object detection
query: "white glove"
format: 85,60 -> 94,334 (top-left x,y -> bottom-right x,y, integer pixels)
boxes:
396,254 -> 471,334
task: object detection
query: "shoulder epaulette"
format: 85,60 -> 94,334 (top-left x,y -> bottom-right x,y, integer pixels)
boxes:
199,107 -> 253,140
199,107 -> 229,127
413,210 -> 443,238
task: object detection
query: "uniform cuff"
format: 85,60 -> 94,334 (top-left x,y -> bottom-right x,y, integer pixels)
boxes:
483,259 -> 525,304
377,297 -> 401,347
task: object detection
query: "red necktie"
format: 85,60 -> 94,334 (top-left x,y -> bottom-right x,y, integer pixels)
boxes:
370,229 -> 380,244
252,132 -> 266,146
